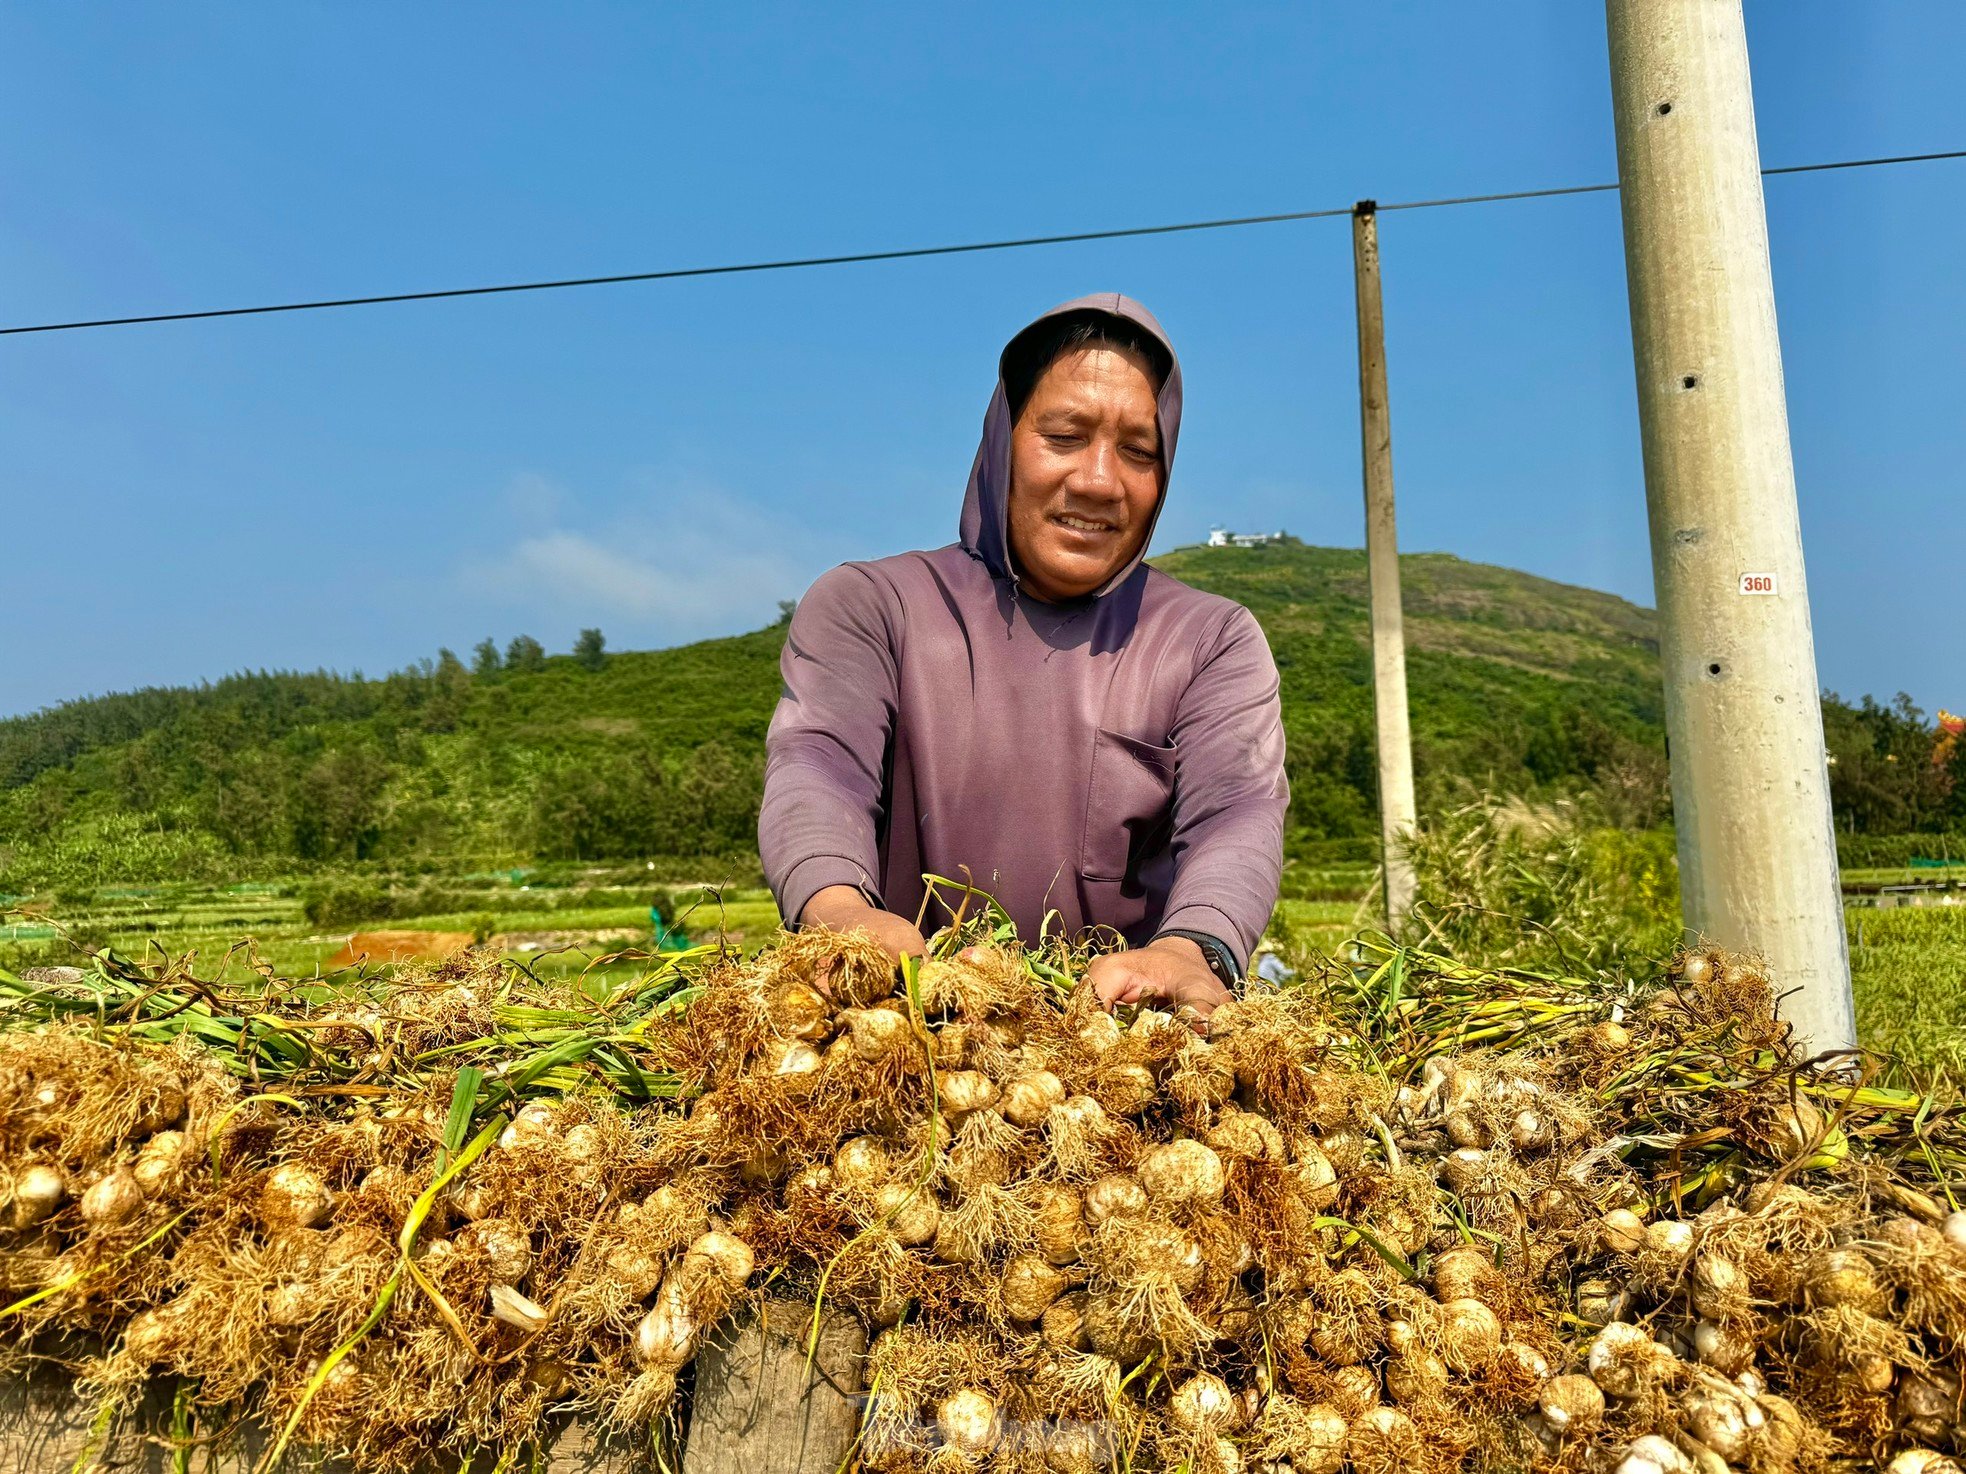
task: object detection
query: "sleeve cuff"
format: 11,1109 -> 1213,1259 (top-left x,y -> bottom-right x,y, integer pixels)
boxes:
778,854 -> 882,932
1156,904 -> 1251,971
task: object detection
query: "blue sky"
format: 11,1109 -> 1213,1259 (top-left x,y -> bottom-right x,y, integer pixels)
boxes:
2,3 -> 1960,719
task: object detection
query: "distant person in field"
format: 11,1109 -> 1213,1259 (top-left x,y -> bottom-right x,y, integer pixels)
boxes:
759,294 -> 1287,1022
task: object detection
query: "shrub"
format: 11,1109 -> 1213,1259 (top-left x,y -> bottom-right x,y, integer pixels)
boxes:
301,879 -> 392,930
504,634 -> 547,673
1836,832 -> 1965,869
1401,799 -> 1681,978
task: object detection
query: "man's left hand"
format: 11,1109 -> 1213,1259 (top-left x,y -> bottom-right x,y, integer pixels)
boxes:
1086,935 -> 1232,1023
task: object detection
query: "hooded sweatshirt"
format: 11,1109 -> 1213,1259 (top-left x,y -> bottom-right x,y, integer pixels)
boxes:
758,294 -> 1287,967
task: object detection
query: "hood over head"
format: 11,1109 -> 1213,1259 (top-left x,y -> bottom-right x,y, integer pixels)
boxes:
959,293 -> 1183,599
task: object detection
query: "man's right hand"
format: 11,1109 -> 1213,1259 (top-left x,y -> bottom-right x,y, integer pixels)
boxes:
800,885 -> 928,966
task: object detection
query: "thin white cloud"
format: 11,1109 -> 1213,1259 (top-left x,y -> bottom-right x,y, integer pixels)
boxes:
498,529 -> 800,623
500,471 -> 568,530
455,480 -> 840,642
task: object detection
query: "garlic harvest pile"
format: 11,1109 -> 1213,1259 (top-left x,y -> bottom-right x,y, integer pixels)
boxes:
2,928 -> 1963,1474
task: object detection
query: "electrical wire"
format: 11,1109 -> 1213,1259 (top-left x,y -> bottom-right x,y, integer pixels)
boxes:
2,148 -> 1960,338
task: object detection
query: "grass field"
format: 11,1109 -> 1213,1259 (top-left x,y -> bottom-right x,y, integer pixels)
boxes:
6,860 -> 1958,1088
1850,902 -> 1966,1087
1844,861 -> 1966,887
0,867 -> 780,985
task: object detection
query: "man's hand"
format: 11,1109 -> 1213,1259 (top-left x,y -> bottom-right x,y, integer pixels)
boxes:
800,885 -> 928,966
1086,935 -> 1232,1024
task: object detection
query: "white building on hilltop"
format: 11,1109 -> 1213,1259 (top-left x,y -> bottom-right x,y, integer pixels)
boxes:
1207,526 -> 1288,548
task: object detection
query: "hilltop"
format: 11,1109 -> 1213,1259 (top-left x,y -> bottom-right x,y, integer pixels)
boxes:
1,540 -> 1678,889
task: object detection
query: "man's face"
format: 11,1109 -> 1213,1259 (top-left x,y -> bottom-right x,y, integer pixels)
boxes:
1006,344 -> 1163,602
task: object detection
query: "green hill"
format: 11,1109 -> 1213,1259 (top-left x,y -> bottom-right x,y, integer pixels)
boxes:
1,540 -> 1684,892
1153,542 -> 1668,842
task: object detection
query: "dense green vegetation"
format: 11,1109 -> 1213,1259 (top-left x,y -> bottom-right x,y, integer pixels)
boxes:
0,624 -> 783,891
1152,543 -> 1676,841
2,539 -> 1959,897
1821,692 -> 1966,837
1850,904 -> 1966,1088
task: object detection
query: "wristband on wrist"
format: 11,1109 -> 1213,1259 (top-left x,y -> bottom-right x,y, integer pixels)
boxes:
1151,928 -> 1242,988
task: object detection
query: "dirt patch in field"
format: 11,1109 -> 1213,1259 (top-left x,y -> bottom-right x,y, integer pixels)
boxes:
326,930 -> 475,967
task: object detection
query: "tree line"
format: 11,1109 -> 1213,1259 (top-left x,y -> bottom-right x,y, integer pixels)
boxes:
1,622 -> 1959,894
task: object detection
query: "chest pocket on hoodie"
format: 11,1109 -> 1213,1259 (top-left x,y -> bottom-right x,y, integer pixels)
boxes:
1081,728 -> 1177,888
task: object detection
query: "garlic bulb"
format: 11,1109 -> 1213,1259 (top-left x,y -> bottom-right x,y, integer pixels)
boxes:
498,1101 -> 558,1150
1804,1246 -> 1885,1313
1075,1011 -> 1121,1052
1887,1452 -> 1966,1474
635,1277 -> 698,1370
1346,1407 -> 1422,1474
1205,1110 -> 1287,1163
1444,1109 -> 1491,1150
1942,1210 -> 1966,1255
259,1163 -> 334,1230
1385,1349 -> 1450,1407
1031,1183 -> 1086,1265
1103,1061 -> 1158,1115
1494,1336 -> 1541,1399
833,1136 -> 894,1195
1437,1298 -> 1503,1374
1135,1140 -> 1226,1205
999,1255 -> 1067,1322
1439,1148 -> 1490,1196
766,980 -> 832,1042
1430,1244 -> 1498,1304
606,1242 -> 665,1301
1509,1108 -> 1553,1152
1689,1319 -> 1755,1375
1294,1146 -> 1340,1209
1615,1433 -> 1695,1474
132,1131 -> 186,1195
1575,1276 -> 1631,1328
1082,1174 -> 1148,1225
872,1181 -> 939,1246
1897,1371 -> 1962,1445
1168,1371 -> 1239,1433
1597,1207 -> 1647,1255
936,1389 -> 1000,1455
1589,1322 -> 1675,1400
1687,1252 -> 1745,1319
938,1071 -> 999,1116
81,1169 -> 144,1229
463,1219 -> 533,1283
848,1007 -> 910,1062
1538,1374 -> 1605,1433
764,1039 -> 823,1078
1644,1218 -> 1695,1259
6,1163 -> 66,1229
1040,1290 -> 1090,1351
133,1078 -> 188,1136
1000,1070 -> 1065,1127
685,1230 -> 755,1289
1682,1381 -> 1754,1463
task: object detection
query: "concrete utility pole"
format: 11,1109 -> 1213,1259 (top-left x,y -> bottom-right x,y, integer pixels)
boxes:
1606,0 -> 1856,1052
1351,202 -> 1419,936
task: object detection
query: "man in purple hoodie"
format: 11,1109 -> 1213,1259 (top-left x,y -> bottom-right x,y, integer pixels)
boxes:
759,294 -> 1287,1021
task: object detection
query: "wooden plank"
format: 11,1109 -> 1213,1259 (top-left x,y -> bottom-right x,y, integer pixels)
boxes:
0,1358 -> 137,1474
0,1358 -> 646,1474
682,1300 -> 866,1474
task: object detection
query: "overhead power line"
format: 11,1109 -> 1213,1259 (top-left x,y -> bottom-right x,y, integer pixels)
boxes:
2,148 -> 1960,338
